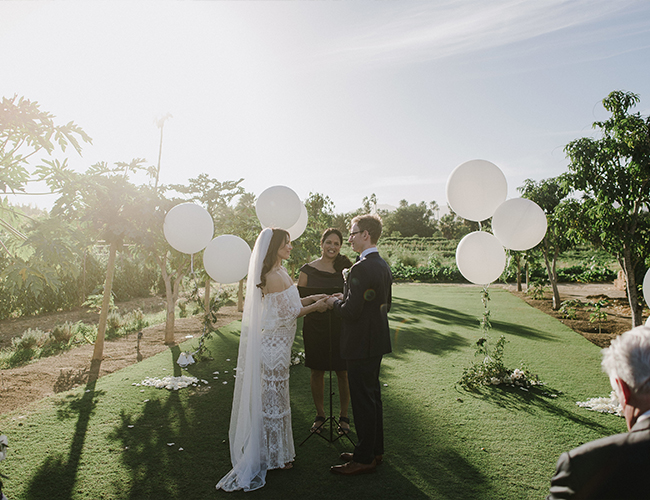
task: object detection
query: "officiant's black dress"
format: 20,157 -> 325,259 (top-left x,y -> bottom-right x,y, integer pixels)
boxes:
299,264 -> 348,371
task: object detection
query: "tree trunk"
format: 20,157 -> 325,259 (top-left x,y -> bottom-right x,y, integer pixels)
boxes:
238,279 -> 244,312
525,262 -> 529,291
514,253 -> 522,292
204,278 -> 211,314
542,239 -> 561,310
92,239 -> 119,361
622,246 -> 643,327
157,253 -> 187,345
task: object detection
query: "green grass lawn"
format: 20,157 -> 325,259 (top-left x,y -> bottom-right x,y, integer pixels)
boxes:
0,284 -> 625,499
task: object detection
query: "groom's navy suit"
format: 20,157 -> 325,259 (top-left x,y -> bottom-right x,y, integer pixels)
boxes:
548,417 -> 650,499
333,250 -> 392,464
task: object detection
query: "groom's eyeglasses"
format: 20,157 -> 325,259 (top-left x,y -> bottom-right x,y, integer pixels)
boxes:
349,230 -> 364,237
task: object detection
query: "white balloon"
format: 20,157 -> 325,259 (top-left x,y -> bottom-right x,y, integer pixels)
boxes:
446,159 -> 508,222
643,268 -> 650,310
163,203 -> 214,254
492,198 -> 547,251
255,186 -> 302,229
203,235 -> 252,284
456,231 -> 506,285
287,203 -> 308,241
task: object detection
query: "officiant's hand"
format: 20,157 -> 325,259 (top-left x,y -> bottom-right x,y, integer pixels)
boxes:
332,293 -> 344,300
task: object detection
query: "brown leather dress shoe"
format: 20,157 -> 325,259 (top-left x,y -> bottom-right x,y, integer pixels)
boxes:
339,452 -> 383,465
330,459 -> 377,476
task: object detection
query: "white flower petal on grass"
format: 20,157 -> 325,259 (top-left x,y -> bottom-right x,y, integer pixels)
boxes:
167,443 -> 175,446
577,391 -> 622,416
139,375 -> 199,391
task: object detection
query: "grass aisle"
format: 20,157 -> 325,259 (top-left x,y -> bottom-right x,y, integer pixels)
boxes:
0,284 -> 625,499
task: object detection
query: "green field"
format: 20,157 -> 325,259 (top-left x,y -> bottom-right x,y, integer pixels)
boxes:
0,284 -> 624,499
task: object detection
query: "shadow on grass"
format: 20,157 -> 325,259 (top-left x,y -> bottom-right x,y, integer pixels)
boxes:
458,384 -> 613,436
26,359 -> 102,500
390,297 -> 559,358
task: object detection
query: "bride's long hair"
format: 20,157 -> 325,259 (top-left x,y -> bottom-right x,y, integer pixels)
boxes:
257,228 -> 290,290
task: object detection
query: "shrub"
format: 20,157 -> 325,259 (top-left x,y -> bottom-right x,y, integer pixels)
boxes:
12,328 -> 47,350
51,322 -> 74,343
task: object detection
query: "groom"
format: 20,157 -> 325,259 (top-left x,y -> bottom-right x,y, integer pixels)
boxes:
326,214 -> 392,476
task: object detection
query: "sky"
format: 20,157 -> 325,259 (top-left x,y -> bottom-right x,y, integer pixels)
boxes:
2,0 -> 650,217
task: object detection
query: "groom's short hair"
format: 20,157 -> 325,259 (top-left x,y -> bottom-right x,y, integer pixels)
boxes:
352,214 -> 382,244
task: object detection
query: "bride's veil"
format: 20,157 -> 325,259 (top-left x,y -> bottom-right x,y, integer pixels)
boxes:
216,228 -> 273,492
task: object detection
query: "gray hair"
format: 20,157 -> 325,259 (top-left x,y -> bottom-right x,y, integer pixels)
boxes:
602,326 -> 650,394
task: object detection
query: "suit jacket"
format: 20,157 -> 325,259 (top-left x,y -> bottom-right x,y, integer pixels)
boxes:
333,252 -> 392,360
548,418 -> 650,499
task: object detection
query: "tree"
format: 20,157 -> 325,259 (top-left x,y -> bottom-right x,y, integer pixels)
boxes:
1,94 -> 91,195
563,90 -> 650,327
40,159 -> 156,360
518,178 -> 571,309
439,207 -> 478,240
287,193 -> 339,276
0,95 -> 91,297
383,200 -> 437,237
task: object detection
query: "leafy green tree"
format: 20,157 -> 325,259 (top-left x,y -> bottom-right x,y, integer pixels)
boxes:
40,159 -> 156,360
383,200 -> 438,238
562,90 -> 650,327
518,177 -> 571,310
0,94 -> 91,195
439,207 -> 478,240
0,95 -> 91,301
288,193 -> 340,276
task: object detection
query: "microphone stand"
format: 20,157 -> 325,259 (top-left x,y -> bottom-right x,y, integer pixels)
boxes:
300,309 -> 355,446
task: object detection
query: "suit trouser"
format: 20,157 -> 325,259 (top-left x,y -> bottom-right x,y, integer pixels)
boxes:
347,354 -> 384,464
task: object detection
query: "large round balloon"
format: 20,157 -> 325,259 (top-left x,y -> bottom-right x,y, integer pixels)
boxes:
456,231 -> 506,285
203,235 -> 252,284
492,198 -> 547,251
287,203 -> 308,241
643,268 -> 650,309
163,203 -> 214,254
446,159 -> 508,222
255,186 -> 302,229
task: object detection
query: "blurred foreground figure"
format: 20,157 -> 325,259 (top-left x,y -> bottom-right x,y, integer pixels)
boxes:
548,326 -> 650,499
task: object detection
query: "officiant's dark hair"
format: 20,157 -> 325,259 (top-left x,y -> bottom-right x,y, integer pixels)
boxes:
352,214 -> 382,244
258,228 -> 290,290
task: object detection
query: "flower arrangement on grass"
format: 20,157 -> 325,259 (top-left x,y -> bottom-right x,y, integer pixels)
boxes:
458,335 -> 544,390
459,287 -> 545,391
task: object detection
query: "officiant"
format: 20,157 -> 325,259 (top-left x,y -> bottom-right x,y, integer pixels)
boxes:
298,228 -> 353,436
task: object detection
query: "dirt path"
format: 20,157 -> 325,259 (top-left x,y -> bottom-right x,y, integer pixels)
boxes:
0,302 -> 241,416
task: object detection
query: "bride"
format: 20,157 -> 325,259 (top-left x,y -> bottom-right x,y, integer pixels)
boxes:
216,228 -> 330,492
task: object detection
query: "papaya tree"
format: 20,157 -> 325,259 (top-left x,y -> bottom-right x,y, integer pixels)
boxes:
39,159 -> 155,360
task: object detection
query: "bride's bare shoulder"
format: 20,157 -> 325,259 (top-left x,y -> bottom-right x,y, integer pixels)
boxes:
263,268 -> 291,294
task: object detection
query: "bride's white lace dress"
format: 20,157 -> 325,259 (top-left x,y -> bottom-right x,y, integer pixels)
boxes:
260,285 -> 301,469
216,281 -> 301,492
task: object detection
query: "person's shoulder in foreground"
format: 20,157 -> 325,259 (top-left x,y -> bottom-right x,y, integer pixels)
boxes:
548,325 -> 650,499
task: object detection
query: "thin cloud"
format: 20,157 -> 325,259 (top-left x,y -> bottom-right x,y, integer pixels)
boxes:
323,0 -> 649,67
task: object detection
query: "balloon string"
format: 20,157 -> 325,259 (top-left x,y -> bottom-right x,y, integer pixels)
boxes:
478,221 -> 482,231
191,253 -> 194,274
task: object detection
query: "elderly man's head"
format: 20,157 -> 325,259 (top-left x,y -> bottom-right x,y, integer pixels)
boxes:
602,326 -> 650,429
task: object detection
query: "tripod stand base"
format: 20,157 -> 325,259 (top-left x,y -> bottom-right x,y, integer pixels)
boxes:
299,416 -> 356,446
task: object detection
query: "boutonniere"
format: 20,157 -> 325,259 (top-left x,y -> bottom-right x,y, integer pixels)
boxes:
342,268 -> 350,282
